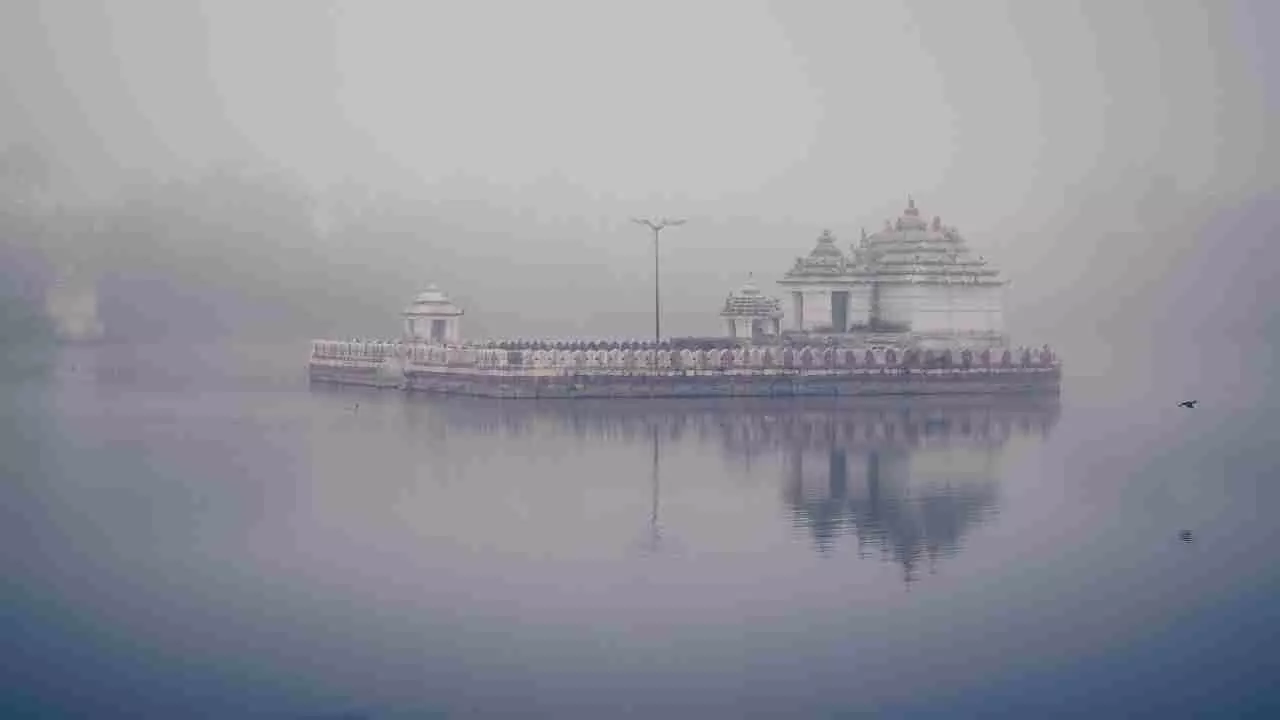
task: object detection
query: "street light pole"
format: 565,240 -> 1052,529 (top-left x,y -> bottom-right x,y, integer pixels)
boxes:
629,216 -> 685,345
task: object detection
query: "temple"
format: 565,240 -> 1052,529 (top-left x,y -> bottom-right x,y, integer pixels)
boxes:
777,197 -> 1006,348
402,284 -> 464,343
308,195 -> 1059,399
720,274 -> 783,340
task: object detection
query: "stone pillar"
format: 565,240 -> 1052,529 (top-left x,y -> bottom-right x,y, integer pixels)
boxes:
847,285 -> 873,329
988,285 -> 1005,335
801,290 -> 832,331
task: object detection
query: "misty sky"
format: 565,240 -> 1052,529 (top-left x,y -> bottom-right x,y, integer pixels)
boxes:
7,1 -> 1275,205
3,0 -> 1278,381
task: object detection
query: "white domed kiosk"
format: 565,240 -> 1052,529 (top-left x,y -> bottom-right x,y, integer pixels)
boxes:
721,274 -> 783,340
403,284 -> 463,344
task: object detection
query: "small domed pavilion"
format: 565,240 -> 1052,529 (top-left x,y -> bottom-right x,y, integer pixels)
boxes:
403,284 -> 464,343
721,274 -> 783,340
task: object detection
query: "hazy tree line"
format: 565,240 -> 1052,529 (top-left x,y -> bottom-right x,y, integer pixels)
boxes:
0,143 -> 486,347
4,138 -> 1278,368
0,142 -> 747,351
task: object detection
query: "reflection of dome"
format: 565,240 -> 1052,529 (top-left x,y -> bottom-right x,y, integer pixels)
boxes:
403,284 -> 463,318
785,446 -> 1001,582
386,396 -> 1060,583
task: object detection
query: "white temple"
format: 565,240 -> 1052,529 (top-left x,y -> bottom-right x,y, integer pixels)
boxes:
402,284 -> 464,343
720,274 -> 783,340
777,197 -> 1007,347
390,202 -> 1010,351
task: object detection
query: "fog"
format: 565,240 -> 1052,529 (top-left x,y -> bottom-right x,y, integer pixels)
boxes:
3,0 -> 1278,401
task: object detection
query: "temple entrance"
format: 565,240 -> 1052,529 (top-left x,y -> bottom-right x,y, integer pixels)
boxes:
831,291 -> 849,332
430,319 -> 447,342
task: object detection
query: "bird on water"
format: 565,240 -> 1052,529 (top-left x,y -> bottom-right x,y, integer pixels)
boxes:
1178,400 -> 1198,409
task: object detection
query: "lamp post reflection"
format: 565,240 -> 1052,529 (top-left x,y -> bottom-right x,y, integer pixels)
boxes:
642,422 -> 663,555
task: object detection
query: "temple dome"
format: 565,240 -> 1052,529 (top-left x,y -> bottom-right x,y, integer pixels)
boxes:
783,229 -> 849,279
861,197 -> 1000,275
895,196 -> 928,231
403,283 -> 463,317
808,229 -> 844,258
722,275 -> 783,317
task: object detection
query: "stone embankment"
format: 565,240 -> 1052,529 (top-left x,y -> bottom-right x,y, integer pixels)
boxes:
308,339 -> 1061,399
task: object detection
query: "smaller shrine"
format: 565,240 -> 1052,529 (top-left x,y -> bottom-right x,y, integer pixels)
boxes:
720,274 -> 783,341
403,284 -> 463,343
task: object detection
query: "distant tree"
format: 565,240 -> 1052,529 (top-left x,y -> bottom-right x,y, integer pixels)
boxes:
0,142 -> 56,206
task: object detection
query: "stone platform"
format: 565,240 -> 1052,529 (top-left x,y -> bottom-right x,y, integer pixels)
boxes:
308,340 -> 1061,400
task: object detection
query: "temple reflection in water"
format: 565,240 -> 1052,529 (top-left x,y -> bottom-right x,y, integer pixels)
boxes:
392,394 -> 1060,581
774,400 -> 1057,582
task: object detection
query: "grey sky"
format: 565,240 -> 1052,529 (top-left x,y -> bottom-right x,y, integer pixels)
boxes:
7,1 -> 1272,202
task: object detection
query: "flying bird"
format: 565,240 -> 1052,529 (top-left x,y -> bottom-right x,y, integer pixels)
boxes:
1177,400 -> 1198,409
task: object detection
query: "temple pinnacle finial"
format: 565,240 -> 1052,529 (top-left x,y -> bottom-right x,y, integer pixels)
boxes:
902,195 -> 920,218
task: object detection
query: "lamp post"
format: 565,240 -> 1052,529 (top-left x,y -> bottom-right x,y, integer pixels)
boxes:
629,216 -> 685,346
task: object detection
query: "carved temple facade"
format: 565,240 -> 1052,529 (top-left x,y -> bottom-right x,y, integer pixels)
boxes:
777,198 -> 1007,348
720,275 -> 783,340
308,194 -> 1063,398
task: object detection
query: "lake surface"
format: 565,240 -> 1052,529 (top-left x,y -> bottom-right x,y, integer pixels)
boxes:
3,342 -> 1279,719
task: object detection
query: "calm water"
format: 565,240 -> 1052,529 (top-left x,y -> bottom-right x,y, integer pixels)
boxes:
3,342 -> 1279,719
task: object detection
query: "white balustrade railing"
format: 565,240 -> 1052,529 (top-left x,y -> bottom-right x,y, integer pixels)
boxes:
310,339 -> 1060,374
